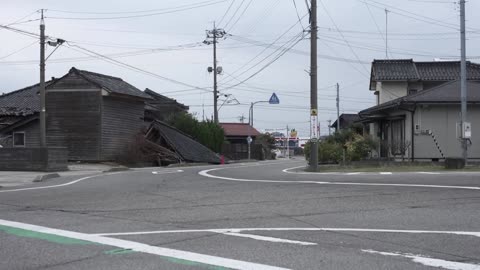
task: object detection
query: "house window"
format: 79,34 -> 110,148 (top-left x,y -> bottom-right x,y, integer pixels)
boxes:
13,132 -> 26,147
390,120 -> 405,155
408,89 -> 418,95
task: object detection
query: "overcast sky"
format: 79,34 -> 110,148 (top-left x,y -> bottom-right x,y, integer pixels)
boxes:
1,0 -> 479,136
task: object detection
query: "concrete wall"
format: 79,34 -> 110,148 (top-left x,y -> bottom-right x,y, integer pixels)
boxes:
413,105 -> 480,159
0,148 -> 68,171
378,82 -> 408,104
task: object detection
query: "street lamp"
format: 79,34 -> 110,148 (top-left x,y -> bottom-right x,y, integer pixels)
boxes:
247,93 -> 280,160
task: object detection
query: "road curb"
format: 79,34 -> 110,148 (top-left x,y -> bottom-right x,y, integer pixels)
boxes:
33,173 -> 61,183
102,167 -> 130,173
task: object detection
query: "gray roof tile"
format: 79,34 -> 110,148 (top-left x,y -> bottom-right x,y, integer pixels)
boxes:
70,68 -> 152,99
371,59 -> 480,82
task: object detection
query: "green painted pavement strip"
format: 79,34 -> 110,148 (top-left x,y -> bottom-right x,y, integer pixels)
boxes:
0,224 -> 233,269
164,257 -> 232,270
0,224 -> 94,245
104,248 -> 136,255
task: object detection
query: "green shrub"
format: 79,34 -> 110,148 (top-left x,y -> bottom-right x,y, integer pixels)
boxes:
305,131 -> 376,163
165,112 -> 225,153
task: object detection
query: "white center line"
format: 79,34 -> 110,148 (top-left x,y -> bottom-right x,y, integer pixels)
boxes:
380,172 -> 393,175
95,227 -> 480,239
199,168 -> 480,190
218,232 -> 317,246
0,219 -> 289,270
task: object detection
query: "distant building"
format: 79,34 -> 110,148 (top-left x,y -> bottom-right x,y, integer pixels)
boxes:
331,113 -> 360,132
220,123 -> 261,160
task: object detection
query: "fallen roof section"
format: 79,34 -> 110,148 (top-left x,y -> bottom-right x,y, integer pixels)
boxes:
146,121 -> 220,164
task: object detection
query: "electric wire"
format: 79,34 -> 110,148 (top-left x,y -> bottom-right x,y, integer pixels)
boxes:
226,0 -> 253,32
46,0 -> 228,20
65,42 -> 213,94
217,0 -> 236,26
222,0 -> 245,29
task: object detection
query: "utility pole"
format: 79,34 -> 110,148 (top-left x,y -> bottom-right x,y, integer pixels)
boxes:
327,120 -> 332,136
337,83 -> 345,164
213,22 -> 218,124
460,0 -> 468,164
336,83 -> 340,132
308,0 -> 319,171
286,125 -> 290,159
205,23 -> 226,124
385,9 -> 389,59
39,9 -> 46,148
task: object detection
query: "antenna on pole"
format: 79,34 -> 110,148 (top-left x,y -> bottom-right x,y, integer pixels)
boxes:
385,8 -> 389,59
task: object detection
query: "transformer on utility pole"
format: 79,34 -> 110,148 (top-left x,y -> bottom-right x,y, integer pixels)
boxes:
204,22 -> 226,124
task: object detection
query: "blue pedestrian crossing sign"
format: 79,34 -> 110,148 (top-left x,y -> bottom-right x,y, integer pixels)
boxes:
269,93 -> 280,104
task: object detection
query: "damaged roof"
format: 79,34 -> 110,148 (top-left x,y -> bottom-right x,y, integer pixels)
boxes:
0,80 -> 55,116
147,121 -> 220,164
51,67 -> 152,99
144,88 -> 189,110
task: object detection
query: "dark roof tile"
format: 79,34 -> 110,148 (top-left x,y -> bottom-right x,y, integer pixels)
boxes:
70,68 -> 152,99
220,123 -> 261,137
371,59 -> 480,82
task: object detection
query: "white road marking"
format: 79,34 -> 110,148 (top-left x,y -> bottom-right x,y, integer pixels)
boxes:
418,172 -> 441,175
221,232 -> 317,246
95,227 -> 480,239
217,232 -> 317,246
380,172 -> 392,175
362,249 -> 480,270
199,168 -> 480,190
347,172 -> 362,175
0,219 -> 289,270
152,170 -> 184,174
0,170 -> 183,193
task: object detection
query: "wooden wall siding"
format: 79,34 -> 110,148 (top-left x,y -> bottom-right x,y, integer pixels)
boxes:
0,121 -> 41,148
101,97 -> 145,160
46,90 -> 101,161
17,121 -> 41,148
49,73 -> 98,90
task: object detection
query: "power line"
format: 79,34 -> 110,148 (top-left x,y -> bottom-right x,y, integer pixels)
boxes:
222,0 -> 245,29
364,2 -> 389,58
65,43 -> 213,94
226,0 -> 253,32
46,0 -> 228,20
220,32 -> 306,90
292,0 -> 306,31
217,0 -> 236,26
0,40 -> 37,60
221,12 -> 308,84
319,0 -> 371,75
1,10 -> 40,26
360,0 -> 465,31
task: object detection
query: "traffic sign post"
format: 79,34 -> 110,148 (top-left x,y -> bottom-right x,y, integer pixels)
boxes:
269,93 -> 280,104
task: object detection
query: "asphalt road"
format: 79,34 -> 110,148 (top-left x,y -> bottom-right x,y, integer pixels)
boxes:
1,159 -> 480,270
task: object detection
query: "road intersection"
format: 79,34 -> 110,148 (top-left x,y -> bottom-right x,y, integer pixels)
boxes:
1,160 -> 479,269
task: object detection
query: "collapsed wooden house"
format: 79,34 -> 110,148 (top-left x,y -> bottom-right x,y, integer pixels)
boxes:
145,121 -> 220,165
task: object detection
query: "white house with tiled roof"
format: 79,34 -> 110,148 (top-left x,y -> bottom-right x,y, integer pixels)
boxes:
360,59 -> 480,161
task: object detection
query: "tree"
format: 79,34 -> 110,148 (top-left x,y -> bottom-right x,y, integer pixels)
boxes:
165,112 -> 225,153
